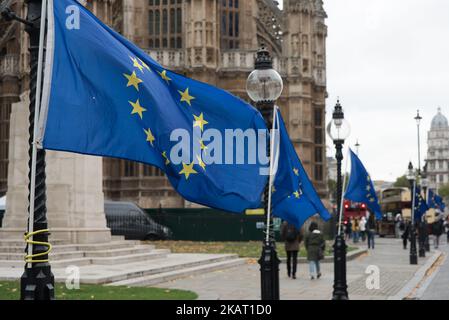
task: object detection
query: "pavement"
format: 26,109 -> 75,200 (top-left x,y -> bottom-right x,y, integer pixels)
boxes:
416,237 -> 449,300
154,237 -> 443,300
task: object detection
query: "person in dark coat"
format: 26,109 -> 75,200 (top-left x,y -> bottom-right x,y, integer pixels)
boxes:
432,214 -> 444,249
281,221 -> 303,279
344,219 -> 352,241
445,218 -> 449,244
366,212 -> 377,249
402,221 -> 411,249
305,222 -> 325,280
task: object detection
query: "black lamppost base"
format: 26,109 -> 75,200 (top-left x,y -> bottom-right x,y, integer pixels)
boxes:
410,229 -> 418,265
418,237 -> 426,258
418,247 -> 426,258
418,223 -> 426,258
20,264 -> 55,300
425,237 -> 430,252
258,240 -> 280,300
332,235 -> 349,300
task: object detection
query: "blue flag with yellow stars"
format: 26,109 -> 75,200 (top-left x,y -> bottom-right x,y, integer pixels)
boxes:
413,185 -> 429,220
427,189 -> 446,211
37,0 -> 269,213
271,110 -> 331,229
344,149 -> 382,220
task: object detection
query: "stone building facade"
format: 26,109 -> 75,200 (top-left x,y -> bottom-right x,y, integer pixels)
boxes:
0,0 -> 329,209
427,108 -> 449,190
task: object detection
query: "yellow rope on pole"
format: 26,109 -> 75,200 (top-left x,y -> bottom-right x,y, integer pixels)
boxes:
24,229 -> 52,263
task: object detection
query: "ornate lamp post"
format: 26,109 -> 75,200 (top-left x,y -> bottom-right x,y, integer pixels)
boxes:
327,100 -> 351,300
414,110 -> 425,258
415,110 -> 422,176
1,0 -> 54,300
247,45 -> 283,300
407,162 -> 418,265
419,164 -> 429,257
21,0 -> 55,300
422,163 -> 430,252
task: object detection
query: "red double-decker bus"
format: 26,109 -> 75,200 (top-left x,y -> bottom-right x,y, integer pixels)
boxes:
342,200 -> 369,221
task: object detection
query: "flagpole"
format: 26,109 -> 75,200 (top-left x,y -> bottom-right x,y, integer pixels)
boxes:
248,46 -> 281,301
20,0 -> 55,300
26,0 -> 47,269
265,106 -> 279,243
409,171 -> 418,265
337,148 -> 350,236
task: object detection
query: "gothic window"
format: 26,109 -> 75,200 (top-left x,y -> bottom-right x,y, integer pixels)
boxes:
314,128 -> 323,144
314,108 -> 322,126
315,165 -> 323,182
163,9 -> 168,33
220,0 -> 240,49
0,101 -> 11,195
313,107 -> 325,182
143,165 -> 164,177
148,1 -> 183,49
149,11 -> 154,35
315,147 -> 323,163
124,161 -> 137,177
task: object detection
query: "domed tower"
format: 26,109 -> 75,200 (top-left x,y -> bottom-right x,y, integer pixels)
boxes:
427,108 -> 449,190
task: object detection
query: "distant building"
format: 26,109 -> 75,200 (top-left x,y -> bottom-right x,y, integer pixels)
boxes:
427,108 -> 449,190
373,180 -> 393,192
326,156 -> 337,182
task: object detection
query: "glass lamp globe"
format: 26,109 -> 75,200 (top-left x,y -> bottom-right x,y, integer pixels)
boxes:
407,162 -> 415,182
421,177 -> 429,188
246,68 -> 283,102
326,117 -> 351,142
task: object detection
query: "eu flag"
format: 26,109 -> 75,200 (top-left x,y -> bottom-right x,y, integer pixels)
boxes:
37,0 -> 268,213
271,109 -> 331,229
413,185 -> 429,220
427,189 -> 446,211
344,149 -> 382,220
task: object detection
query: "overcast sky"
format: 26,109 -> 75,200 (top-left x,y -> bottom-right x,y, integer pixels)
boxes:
280,0 -> 449,182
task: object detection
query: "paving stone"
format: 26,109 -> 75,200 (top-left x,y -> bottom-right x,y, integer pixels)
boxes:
420,243 -> 449,300
154,238 -> 437,300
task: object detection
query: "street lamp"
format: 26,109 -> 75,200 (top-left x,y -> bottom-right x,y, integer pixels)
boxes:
407,162 -> 418,265
415,110 -> 422,176
415,110 -> 425,258
422,163 -> 430,252
355,140 -> 360,155
327,100 -> 351,300
247,45 -> 283,300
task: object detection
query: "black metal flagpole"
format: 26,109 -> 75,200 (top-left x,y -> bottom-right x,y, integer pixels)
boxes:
20,0 -> 55,300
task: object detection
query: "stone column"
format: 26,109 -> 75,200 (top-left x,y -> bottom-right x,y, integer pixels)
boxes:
0,92 -> 112,244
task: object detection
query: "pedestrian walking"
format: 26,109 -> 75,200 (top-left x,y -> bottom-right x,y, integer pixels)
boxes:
345,219 -> 352,241
444,218 -> 449,244
402,221 -> 411,249
281,221 -> 303,279
366,212 -> 376,249
352,217 -> 360,243
305,222 -> 325,280
395,213 -> 403,239
432,214 -> 444,249
359,216 -> 367,242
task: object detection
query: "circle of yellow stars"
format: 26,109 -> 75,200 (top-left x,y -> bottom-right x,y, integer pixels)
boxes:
123,56 -> 211,180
